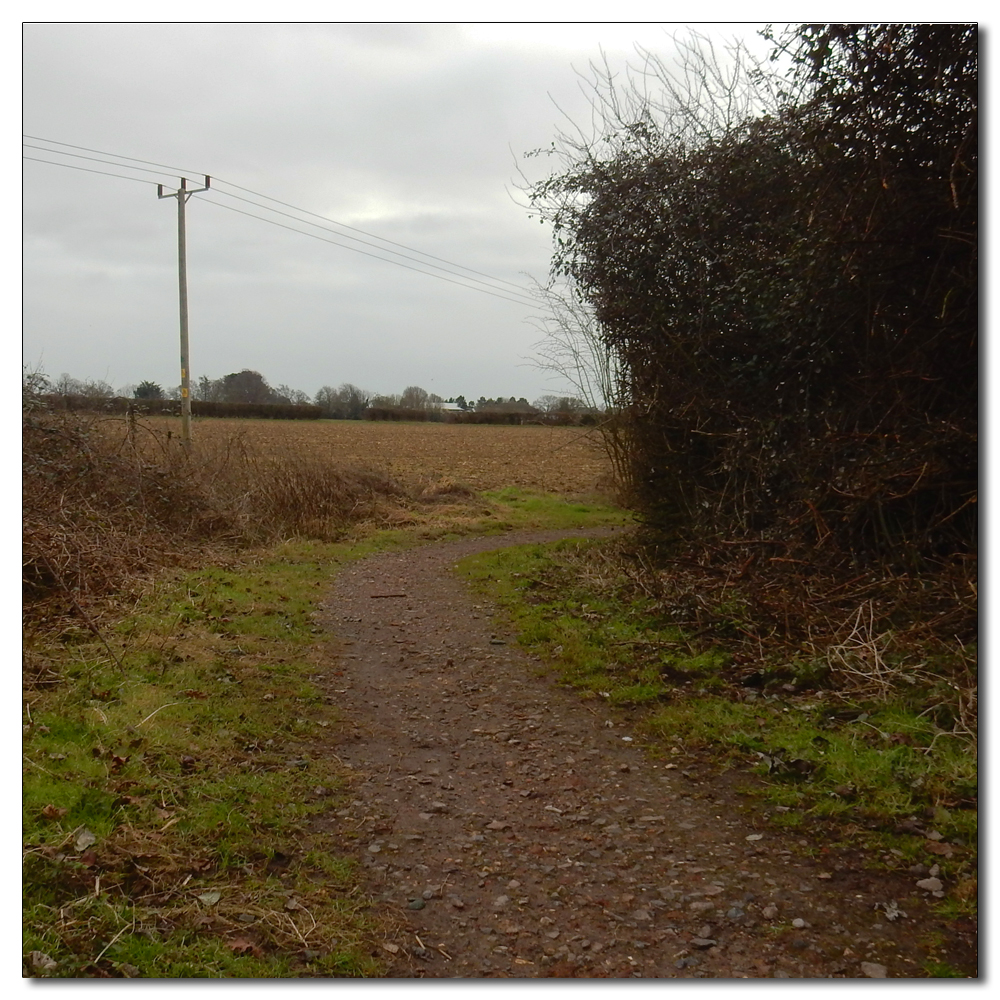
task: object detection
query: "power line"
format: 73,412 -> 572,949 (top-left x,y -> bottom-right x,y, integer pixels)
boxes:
205,187 -> 539,305
199,197 -> 540,308
23,134 -> 538,299
23,155 -> 157,186
24,149 -> 540,307
22,134 -> 205,179
23,142 -> 179,182
211,178 -> 532,293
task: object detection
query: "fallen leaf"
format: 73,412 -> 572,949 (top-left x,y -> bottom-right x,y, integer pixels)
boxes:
924,840 -> 955,857
381,943 -> 399,954
40,804 -> 68,820
198,891 -> 222,906
745,833 -> 764,842
227,938 -> 261,957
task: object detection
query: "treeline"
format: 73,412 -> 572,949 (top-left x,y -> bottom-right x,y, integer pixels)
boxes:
35,370 -> 601,425
532,24 -> 977,567
46,394 -> 323,420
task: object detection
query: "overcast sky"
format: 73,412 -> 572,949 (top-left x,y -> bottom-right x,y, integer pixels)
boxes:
23,21 -> 775,403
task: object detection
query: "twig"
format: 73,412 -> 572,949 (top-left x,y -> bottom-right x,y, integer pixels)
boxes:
41,554 -> 124,672
93,918 -> 134,964
136,702 -> 183,728
285,911 -> 310,947
23,754 -> 59,778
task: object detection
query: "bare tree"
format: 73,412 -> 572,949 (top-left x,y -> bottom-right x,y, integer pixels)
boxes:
400,386 -> 430,409
529,277 -> 618,414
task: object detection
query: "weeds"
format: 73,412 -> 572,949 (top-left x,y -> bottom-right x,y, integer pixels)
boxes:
458,536 -> 977,869
22,542 -> 397,978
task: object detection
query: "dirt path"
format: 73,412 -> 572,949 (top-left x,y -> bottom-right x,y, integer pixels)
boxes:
312,530 -> 971,978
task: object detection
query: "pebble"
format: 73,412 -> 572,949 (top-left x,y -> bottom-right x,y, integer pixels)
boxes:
861,962 -> 888,978
916,877 -> 944,893
407,898 -> 425,910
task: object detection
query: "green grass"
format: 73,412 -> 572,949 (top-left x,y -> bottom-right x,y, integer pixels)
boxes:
459,538 -> 717,705
24,491 -> 629,978
477,487 -> 631,533
23,539 -> 397,978
457,536 -> 978,893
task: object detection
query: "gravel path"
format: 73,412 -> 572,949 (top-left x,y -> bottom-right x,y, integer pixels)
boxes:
313,530 -> 972,978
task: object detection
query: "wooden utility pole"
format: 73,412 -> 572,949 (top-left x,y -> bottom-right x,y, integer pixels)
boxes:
158,176 -> 210,449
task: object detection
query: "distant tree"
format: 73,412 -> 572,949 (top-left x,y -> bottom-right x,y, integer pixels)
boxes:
400,385 -> 430,409
54,373 -> 85,396
533,394 -> 584,414
338,383 -> 370,419
533,395 -> 560,413
274,383 -> 311,405
219,370 -> 276,405
314,385 -> 338,415
193,375 -> 220,401
80,379 -> 115,399
315,383 -> 370,418
133,380 -> 163,400
453,395 -> 469,410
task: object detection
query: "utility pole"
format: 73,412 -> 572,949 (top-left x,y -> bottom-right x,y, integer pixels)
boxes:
158,175 -> 210,450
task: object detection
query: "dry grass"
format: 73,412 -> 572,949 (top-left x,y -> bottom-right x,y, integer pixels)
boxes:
23,410 -> 613,621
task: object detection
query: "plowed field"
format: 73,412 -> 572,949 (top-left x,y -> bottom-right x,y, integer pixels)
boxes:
142,418 -> 612,494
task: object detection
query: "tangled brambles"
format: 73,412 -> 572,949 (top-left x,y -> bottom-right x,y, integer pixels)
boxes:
22,404 -> 408,621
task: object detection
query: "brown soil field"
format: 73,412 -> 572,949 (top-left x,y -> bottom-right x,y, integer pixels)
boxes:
136,417 -> 613,495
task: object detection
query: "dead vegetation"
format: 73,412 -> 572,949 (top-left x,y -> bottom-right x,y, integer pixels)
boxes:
561,530 -> 977,758
23,403 -> 611,623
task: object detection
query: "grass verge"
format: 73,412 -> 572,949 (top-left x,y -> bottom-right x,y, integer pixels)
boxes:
457,537 -> 977,915
23,539 -> 400,978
